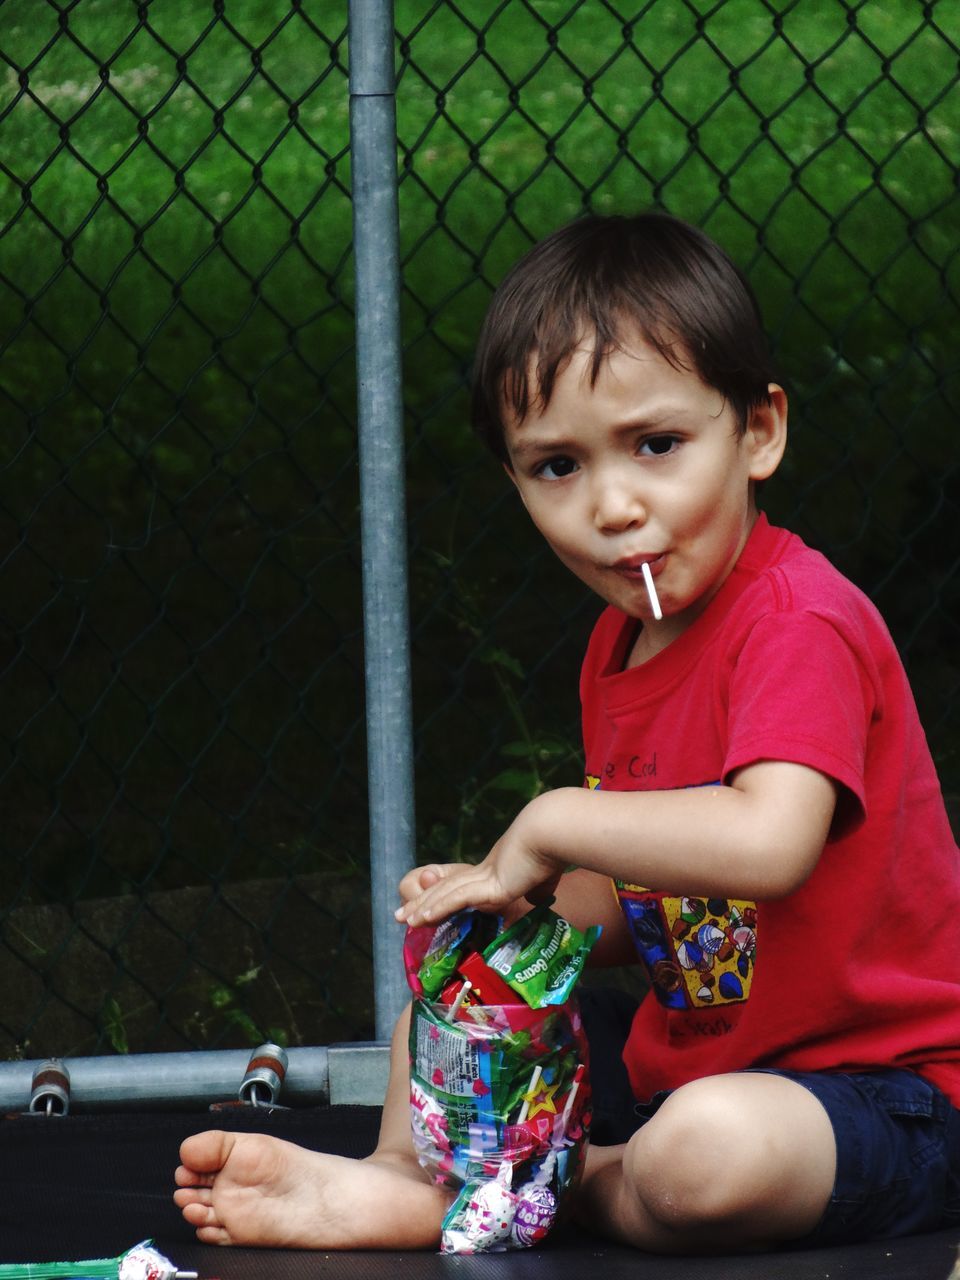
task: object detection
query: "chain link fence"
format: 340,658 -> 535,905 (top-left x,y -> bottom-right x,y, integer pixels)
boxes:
1,0 -> 957,1059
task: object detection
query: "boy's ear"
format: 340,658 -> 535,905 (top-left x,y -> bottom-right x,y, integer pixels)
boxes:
745,384 -> 788,482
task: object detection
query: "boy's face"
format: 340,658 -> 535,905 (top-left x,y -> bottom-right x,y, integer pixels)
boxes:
502,331 -> 786,657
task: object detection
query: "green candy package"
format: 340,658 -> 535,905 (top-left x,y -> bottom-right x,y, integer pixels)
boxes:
409,909 -> 501,1000
483,905 -> 601,1007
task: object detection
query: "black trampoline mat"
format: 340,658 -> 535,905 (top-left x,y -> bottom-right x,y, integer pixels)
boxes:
0,1106 -> 957,1280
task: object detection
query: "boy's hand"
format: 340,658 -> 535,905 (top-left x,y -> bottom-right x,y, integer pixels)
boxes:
397,862 -> 450,906
395,794 -> 563,927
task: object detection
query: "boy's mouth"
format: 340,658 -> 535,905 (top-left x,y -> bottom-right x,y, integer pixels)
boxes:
610,553 -> 665,576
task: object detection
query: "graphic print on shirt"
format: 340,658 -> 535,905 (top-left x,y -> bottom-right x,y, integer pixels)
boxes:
615,885 -> 757,1010
584,772 -> 757,1010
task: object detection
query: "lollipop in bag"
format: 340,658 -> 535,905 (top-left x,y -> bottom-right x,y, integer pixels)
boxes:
404,905 -> 600,1254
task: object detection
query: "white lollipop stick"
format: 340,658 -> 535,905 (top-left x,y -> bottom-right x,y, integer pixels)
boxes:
554,1064 -> 585,1147
641,561 -> 662,620
445,979 -> 472,1022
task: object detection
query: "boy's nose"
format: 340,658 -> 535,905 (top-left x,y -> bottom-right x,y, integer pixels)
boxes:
593,475 -> 647,533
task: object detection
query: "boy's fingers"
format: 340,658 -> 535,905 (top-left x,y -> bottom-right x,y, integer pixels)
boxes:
397,862 -> 454,906
395,879 -> 453,923
396,868 -> 486,925
397,884 -> 462,925
421,871 -> 513,925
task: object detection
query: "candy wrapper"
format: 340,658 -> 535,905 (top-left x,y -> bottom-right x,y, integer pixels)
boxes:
405,906 -> 599,1254
0,1240 -> 197,1279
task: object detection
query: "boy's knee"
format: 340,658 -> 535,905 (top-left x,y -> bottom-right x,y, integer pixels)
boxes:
623,1080 -> 757,1232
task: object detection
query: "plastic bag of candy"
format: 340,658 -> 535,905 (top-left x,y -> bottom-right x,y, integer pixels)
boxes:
404,905 -> 600,1254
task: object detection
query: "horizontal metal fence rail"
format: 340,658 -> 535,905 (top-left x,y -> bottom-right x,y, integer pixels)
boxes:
0,1041 -> 391,1112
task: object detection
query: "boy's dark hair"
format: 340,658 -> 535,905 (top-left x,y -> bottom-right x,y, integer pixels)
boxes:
471,212 -> 776,462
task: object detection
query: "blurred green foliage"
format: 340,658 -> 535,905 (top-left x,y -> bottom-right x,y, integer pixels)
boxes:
0,0 -> 957,912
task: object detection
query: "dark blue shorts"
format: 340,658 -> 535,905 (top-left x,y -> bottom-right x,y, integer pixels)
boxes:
578,986 -> 960,1246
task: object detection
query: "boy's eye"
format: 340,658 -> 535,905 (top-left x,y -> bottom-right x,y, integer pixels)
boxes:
537,456 -> 578,479
639,434 -> 680,457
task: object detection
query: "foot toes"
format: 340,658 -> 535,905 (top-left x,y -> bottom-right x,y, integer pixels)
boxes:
174,1187 -> 213,1210
174,1166 -> 215,1189
180,1199 -> 220,1229
179,1130 -> 237,1175
195,1224 -> 231,1246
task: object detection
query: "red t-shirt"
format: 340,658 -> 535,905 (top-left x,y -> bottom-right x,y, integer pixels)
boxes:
580,514 -> 960,1105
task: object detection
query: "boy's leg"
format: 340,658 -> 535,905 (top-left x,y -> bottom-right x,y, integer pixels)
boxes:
573,1071 -> 836,1253
174,1005 -> 453,1249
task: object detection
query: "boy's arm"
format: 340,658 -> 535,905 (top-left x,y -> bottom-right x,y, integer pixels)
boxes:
396,760 -> 837,927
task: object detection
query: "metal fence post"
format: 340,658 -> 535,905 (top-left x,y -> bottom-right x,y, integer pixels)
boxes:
348,0 -> 415,1040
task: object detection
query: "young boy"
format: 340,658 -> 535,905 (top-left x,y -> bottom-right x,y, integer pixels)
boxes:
174,213 -> 960,1253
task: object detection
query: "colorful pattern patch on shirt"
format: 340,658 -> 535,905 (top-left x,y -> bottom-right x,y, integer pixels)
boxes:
614,884 -> 757,1010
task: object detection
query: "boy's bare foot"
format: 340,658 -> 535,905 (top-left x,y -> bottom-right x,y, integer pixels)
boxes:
174,1130 -> 453,1250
